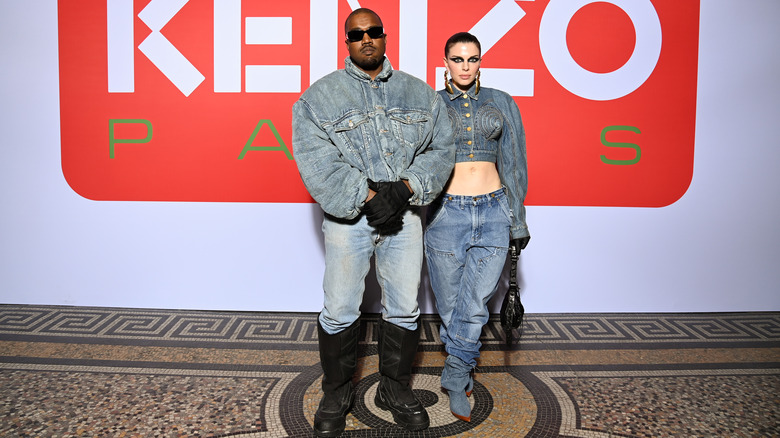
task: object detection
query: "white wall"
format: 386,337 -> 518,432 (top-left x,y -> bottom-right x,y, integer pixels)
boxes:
1,0 -> 778,313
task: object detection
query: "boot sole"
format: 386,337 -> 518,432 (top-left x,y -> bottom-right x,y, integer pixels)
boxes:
314,427 -> 344,438
375,393 -> 430,431
313,415 -> 348,438
452,411 -> 471,422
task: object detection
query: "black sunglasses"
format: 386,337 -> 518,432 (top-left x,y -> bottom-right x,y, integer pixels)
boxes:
346,26 -> 385,42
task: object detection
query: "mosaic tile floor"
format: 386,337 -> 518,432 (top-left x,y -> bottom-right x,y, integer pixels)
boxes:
0,305 -> 778,437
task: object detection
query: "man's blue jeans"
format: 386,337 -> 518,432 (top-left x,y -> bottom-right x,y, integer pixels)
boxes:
424,189 -> 511,367
319,209 -> 423,335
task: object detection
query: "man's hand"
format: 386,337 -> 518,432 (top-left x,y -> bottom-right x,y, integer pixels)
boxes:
373,213 -> 404,235
364,179 -> 413,229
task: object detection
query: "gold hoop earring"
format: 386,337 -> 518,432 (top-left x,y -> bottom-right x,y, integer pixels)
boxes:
444,70 -> 453,94
475,70 -> 481,95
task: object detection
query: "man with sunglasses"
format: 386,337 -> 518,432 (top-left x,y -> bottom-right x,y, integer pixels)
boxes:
292,7 -> 454,437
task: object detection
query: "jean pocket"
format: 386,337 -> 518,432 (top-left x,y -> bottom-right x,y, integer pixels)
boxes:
389,109 -> 430,148
425,199 -> 449,230
497,192 -> 514,223
333,112 -> 370,159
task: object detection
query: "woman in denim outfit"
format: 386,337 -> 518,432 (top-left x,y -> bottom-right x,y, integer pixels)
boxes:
424,32 -> 530,422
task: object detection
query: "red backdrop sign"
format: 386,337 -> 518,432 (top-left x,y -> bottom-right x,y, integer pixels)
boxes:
59,0 -> 699,206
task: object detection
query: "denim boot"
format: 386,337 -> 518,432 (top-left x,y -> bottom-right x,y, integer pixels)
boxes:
375,319 -> 430,431
314,319 -> 360,437
441,354 -> 473,422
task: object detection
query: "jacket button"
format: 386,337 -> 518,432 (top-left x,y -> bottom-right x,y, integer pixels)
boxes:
465,113 -> 471,118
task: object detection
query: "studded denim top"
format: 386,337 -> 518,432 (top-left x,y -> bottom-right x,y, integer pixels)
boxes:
438,83 -> 529,239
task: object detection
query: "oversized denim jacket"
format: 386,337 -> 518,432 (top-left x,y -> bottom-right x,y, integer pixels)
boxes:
439,84 -> 530,239
293,57 -> 455,219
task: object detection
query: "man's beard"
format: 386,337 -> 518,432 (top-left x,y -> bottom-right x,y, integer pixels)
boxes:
352,55 -> 384,72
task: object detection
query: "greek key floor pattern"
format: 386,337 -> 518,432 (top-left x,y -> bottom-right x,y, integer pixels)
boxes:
0,305 -> 778,437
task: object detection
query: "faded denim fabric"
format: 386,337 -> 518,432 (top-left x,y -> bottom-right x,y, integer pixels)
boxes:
292,57 -> 455,334
320,209 -> 423,334
439,84 -> 529,239
293,57 -> 455,220
424,189 -> 512,367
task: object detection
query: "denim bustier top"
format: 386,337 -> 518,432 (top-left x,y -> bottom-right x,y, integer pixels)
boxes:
438,83 -> 529,239
292,58 -> 455,220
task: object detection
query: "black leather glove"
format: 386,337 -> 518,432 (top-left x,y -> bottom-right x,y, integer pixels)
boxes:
364,179 -> 412,228
510,236 -> 530,252
374,212 -> 404,235
363,199 -> 404,235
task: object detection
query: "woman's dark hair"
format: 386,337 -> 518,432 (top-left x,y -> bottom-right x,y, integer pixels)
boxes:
444,32 -> 481,56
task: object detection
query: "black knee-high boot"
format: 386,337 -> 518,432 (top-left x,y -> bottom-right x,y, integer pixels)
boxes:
375,319 -> 430,431
314,319 -> 360,437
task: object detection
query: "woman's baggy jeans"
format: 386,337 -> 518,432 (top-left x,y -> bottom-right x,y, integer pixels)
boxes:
424,189 -> 511,367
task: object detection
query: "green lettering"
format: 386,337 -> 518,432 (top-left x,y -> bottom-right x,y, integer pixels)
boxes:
600,125 -> 640,165
238,120 -> 293,160
109,119 -> 153,159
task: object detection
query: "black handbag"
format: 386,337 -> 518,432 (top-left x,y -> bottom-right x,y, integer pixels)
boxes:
499,242 -> 524,344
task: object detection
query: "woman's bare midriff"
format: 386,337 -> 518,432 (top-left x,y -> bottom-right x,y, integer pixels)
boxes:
444,161 -> 503,196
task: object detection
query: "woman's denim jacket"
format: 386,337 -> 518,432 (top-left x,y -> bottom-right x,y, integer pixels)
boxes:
439,83 -> 530,239
293,57 -> 455,219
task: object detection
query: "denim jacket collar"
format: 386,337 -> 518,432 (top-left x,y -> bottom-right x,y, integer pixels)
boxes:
444,81 -> 480,101
344,56 -> 394,82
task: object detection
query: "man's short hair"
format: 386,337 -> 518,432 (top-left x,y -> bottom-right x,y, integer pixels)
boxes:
344,8 -> 383,33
